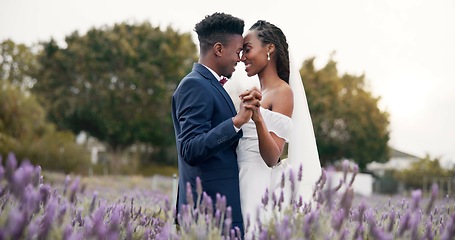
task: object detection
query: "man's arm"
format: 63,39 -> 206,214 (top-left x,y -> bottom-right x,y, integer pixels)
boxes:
173,80 -> 246,166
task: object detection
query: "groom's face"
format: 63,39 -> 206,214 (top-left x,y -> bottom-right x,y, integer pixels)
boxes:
219,34 -> 244,79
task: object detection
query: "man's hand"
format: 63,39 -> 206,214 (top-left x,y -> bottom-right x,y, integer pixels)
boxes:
239,87 -> 262,107
232,87 -> 262,128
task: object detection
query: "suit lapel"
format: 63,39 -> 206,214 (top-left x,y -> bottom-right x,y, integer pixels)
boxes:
194,64 -> 237,116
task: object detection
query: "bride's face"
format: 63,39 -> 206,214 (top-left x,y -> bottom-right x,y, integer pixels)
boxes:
241,30 -> 269,77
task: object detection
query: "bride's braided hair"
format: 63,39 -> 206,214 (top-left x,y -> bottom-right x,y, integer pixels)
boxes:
250,20 -> 290,83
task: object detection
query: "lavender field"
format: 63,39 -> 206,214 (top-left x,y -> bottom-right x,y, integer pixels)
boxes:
1,152 -> 454,240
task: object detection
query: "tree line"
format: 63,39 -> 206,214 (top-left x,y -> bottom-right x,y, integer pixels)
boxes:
0,21 -> 390,174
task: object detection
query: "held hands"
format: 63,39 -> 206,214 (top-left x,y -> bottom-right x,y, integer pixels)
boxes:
241,87 -> 263,123
233,88 -> 262,128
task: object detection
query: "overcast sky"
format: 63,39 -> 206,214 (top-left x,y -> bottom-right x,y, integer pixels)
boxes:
1,0 -> 454,167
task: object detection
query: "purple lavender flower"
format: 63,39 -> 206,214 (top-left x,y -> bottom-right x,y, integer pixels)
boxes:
278,190 -> 284,211
296,195 -> 303,209
185,182 -> 194,209
331,208 -> 345,232
89,191 -> 98,214
342,159 -> 350,183
27,217 -> 40,239
426,183 -> 439,215
155,222 -> 171,240
69,176 -> 80,203
73,207 -> 84,227
5,152 -> 18,182
411,189 -> 422,212
23,184 -> 40,215
271,191 -> 277,209
387,209 -> 396,232
63,175 -> 71,196
398,211 -> 411,236
217,195 -> 227,215
224,206 -> 232,236
441,212 -> 455,240
289,169 -> 295,198
357,201 -> 367,223
0,154 -> 3,178
338,228 -> 349,240
39,183 -> 51,206
39,195 -> 58,239
196,176 -> 202,197
11,163 -> 34,198
235,226 -> 241,239
125,222 -> 133,240
261,188 -> 269,208
319,169 -> 327,189
365,208 -> 392,240
303,210 -> 316,238
423,219 -> 435,240
205,193 -> 213,216
246,213 -> 251,234
277,215 -> 291,239
323,169 -> 334,210
339,187 -> 354,215
215,209 -> 221,228
57,202 -> 68,225
108,205 -> 121,238
348,164 -> 358,187
298,163 -> 303,182
353,223 -> 364,240
63,224 -> 73,240
259,228 -> 268,240
5,208 -> 27,239
409,212 -> 421,240
32,165 -> 41,187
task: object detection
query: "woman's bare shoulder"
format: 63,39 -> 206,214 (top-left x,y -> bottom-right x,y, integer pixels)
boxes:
270,82 -> 293,117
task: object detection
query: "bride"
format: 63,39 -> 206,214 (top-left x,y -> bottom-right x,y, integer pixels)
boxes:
225,20 -> 322,236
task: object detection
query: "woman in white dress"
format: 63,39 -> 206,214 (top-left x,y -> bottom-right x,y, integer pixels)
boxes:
230,20 -> 322,237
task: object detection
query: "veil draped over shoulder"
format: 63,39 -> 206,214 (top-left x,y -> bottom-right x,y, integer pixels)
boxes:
286,47 -> 322,203
224,43 -> 322,205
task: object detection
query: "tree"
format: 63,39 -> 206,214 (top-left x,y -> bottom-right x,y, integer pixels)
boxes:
0,81 -> 90,173
300,54 -> 390,170
394,154 -> 450,190
0,39 -> 39,91
33,22 -> 197,170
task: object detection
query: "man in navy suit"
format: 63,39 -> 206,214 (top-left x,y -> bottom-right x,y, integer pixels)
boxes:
171,12 -> 261,235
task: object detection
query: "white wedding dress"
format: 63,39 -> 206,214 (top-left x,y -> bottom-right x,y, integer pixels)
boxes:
224,45 -> 322,237
236,107 -> 292,231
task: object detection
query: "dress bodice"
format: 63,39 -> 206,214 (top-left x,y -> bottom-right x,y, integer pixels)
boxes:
237,107 -> 293,155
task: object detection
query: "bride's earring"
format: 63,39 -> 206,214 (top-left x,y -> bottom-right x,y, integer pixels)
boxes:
267,52 -> 270,61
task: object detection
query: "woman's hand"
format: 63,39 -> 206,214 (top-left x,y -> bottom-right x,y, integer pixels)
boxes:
250,104 -> 263,124
239,87 -> 262,106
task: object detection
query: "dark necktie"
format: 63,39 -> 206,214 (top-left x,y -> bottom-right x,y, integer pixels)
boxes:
219,77 -> 228,86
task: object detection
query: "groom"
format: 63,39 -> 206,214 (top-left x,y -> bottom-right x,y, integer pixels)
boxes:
171,12 -> 260,234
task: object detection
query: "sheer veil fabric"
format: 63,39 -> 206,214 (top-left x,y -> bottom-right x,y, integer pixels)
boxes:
225,44 -> 322,205
285,48 -> 322,203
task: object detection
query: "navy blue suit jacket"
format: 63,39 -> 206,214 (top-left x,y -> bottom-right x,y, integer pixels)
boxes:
171,63 -> 244,233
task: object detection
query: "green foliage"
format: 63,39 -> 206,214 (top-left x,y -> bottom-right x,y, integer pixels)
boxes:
394,154 -> 450,189
301,54 -> 390,170
0,39 -> 39,91
0,81 -> 90,173
33,22 -> 197,169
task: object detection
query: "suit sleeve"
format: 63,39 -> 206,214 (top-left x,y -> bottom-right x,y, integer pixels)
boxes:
173,79 -> 242,166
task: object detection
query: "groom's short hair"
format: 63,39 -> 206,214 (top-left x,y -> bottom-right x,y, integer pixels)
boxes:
194,12 -> 244,55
